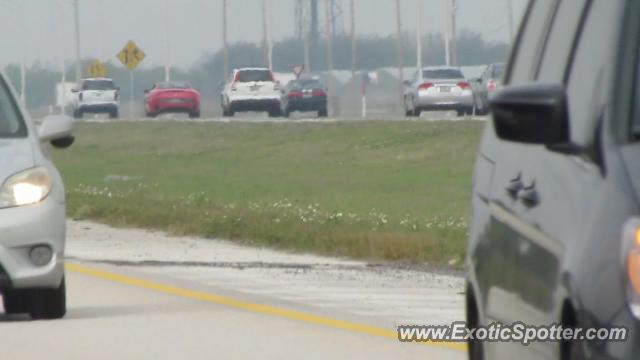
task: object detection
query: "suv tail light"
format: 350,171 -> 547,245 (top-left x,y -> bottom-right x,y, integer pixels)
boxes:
457,82 -> 471,90
418,83 -> 434,91
487,80 -> 498,92
312,90 -> 327,97
288,91 -> 303,99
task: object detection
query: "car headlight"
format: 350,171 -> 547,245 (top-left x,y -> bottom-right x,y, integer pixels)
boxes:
0,167 -> 52,209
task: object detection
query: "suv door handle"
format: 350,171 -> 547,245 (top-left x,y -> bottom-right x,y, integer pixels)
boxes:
506,173 -> 523,199
518,182 -> 539,208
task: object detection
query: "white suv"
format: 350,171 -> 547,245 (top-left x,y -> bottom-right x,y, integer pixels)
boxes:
72,78 -> 119,119
221,68 -> 282,117
0,72 -> 74,319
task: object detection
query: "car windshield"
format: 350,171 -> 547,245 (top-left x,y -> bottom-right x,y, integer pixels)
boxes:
492,64 -> 506,79
0,77 -> 26,138
157,82 -> 190,89
82,80 -> 115,90
237,70 -> 273,82
422,69 -> 464,79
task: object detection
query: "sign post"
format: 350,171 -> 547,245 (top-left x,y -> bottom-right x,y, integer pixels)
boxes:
116,40 -> 146,118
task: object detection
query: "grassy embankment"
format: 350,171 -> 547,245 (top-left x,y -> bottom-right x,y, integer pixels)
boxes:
53,120 -> 484,264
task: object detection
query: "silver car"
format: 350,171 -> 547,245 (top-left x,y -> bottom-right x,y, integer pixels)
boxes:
0,72 -> 74,319
403,66 -> 474,117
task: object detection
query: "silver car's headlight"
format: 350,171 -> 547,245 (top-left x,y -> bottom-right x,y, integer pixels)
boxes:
0,167 -> 52,209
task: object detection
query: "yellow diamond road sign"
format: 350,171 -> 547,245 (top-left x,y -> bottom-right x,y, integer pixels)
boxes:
87,60 -> 107,78
117,40 -> 146,70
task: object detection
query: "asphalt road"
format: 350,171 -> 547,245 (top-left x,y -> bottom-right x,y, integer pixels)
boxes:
0,221 -> 467,359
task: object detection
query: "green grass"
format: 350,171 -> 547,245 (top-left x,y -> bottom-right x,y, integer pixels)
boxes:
53,120 -> 484,264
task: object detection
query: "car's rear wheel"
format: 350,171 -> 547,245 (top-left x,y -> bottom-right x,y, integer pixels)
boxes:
73,109 -> 83,119
28,277 -> 66,320
189,111 -> 200,119
283,108 -> 291,118
2,289 -> 28,314
318,108 -> 328,118
109,109 -> 119,119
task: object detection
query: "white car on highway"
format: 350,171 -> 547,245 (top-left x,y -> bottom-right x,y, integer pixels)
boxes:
221,68 -> 282,117
0,72 -> 74,319
403,66 -> 474,117
72,77 -> 120,119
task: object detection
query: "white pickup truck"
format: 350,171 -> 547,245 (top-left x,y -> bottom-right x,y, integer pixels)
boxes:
72,78 -> 119,119
221,68 -> 282,117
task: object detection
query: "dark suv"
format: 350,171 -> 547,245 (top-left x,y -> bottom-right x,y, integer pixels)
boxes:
467,0 -> 640,359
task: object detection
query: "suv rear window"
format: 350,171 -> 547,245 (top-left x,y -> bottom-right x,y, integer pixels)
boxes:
291,80 -> 323,89
422,69 -> 464,79
236,70 -> 274,82
83,80 -> 115,90
0,77 -> 26,138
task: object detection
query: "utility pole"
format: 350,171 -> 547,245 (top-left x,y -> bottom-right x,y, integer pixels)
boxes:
222,0 -> 229,79
444,0 -> 458,66
20,0 -> 27,105
325,0 -> 335,115
73,0 -> 81,83
163,0 -> 170,81
261,0 -> 273,69
416,0 -> 423,70
267,0 -> 273,70
506,0 -> 514,44
349,0 -> 356,81
310,0 -> 319,70
395,0 -> 404,104
451,0 -> 458,65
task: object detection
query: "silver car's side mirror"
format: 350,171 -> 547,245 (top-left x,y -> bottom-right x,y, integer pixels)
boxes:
39,115 -> 75,149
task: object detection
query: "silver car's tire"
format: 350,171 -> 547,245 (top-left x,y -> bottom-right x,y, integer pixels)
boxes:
28,277 -> 67,320
2,289 -> 28,314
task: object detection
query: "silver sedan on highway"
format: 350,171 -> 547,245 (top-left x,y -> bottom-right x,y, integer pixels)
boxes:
403,66 -> 474,117
0,72 -> 74,319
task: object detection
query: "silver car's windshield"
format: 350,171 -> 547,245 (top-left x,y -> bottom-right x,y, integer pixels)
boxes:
0,77 -> 26,138
422,69 -> 464,79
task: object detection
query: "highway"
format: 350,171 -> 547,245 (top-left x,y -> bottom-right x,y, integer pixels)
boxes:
1,221 -> 466,359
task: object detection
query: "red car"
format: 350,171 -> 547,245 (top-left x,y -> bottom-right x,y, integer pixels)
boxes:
144,81 -> 200,118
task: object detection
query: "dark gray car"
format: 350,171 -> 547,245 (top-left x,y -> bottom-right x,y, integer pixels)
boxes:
467,0 -> 640,358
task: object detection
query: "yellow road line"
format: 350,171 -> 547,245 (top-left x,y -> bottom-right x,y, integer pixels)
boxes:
66,262 -> 466,352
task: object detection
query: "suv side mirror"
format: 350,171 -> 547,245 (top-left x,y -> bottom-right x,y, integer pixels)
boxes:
39,115 -> 75,149
490,84 -> 569,145
71,89 -> 79,93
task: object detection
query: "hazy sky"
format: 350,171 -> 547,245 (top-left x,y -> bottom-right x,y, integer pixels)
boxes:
0,0 -> 528,70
